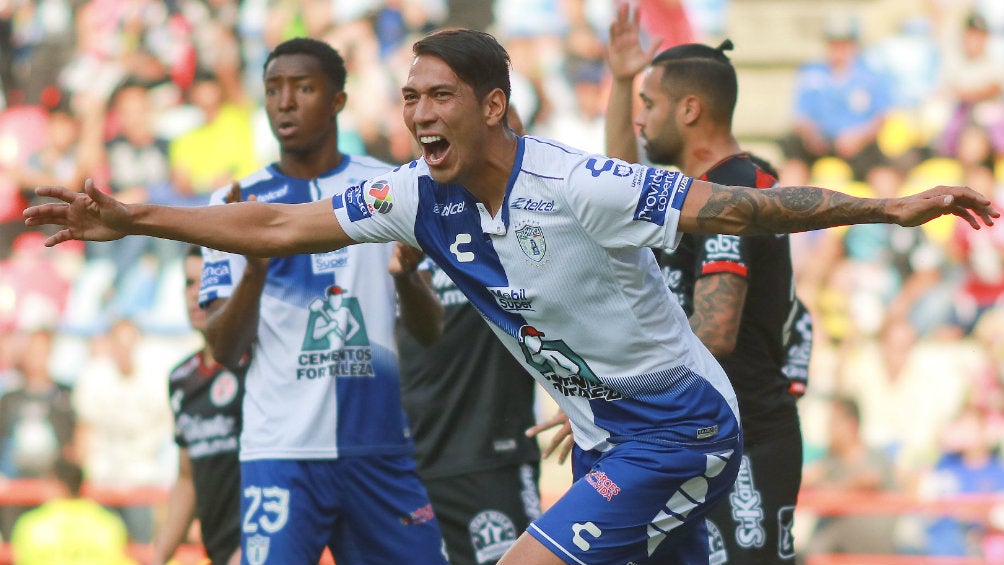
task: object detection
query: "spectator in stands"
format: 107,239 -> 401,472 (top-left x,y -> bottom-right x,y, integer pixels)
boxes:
800,396 -> 900,561
169,71 -> 259,203
922,395 -> 1004,557
936,12 -> 1004,160
0,328 -> 76,539
10,459 -> 135,565
0,232 -> 75,331
72,318 -> 174,544
15,98 -> 87,206
82,79 -> 183,324
944,161 -> 1004,337
779,16 -> 894,184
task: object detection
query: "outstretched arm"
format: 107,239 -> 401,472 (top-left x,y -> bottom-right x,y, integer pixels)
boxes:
23,179 -> 357,255
679,180 -> 999,235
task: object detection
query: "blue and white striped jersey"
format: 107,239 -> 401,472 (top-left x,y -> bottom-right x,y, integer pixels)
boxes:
199,155 -> 412,461
331,136 -> 741,452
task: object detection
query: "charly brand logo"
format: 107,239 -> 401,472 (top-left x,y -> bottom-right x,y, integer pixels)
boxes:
515,223 -> 546,262
450,233 -> 475,263
571,522 -> 602,551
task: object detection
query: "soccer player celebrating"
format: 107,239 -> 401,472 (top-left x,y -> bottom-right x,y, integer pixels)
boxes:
24,29 -> 998,565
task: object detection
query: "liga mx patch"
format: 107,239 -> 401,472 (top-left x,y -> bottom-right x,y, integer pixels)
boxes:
633,168 -> 691,226
365,179 -> 394,214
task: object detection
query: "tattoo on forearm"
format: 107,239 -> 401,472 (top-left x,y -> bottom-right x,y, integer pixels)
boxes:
690,273 -> 746,355
696,183 -> 886,234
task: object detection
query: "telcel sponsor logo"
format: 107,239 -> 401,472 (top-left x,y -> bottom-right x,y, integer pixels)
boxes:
433,200 -> 465,216
510,197 -> 555,212
253,185 -> 289,203
489,287 -> 534,312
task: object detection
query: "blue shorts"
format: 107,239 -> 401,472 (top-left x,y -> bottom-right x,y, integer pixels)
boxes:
240,456 -> 447,565
529,436 -> 742,565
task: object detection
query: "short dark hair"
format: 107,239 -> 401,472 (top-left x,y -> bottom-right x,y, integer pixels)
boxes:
651,39 -> 738,125
54,459 -> 85,497
832,395 -> 861,424
413,28 -> 511,122
264,37 -> 347,92
185,243 -> 202,259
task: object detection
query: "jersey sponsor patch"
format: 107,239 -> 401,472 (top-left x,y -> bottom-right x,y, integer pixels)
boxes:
634,168 -> 691,226
201,260 -> 233,289
311,249 -> 349,274
510,196 -> 555,212
210,371 -> 240,407
365,179 -> 394,214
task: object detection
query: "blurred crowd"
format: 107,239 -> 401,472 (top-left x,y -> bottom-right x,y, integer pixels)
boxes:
0,0 -> 1002,560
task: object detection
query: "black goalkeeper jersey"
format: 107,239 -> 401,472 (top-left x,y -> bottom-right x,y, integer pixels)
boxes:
398,262 -> 540,480
168,351 -> 246,565
658,154 -> 801,441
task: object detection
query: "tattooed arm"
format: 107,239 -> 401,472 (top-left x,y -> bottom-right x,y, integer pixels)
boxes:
678,181 -> 999,235
690,272 -> 747,356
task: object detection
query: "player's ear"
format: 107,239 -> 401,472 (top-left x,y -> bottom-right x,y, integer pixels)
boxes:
679,94 -> 701,126
331,91 -> 347,120
483,88 -> 507,127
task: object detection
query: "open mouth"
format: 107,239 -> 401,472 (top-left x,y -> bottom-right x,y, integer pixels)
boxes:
420,135 -> 450,166
276,120 -> 297,137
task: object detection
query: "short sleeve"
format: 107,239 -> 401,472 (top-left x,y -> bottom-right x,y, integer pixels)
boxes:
563,156 -> 693,251
198,187 -> 246,307
694,234 -> 751,279
330,165 -> 421,248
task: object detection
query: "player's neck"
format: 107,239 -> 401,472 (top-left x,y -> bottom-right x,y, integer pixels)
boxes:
681,131 -> 740,178
278,141 -> 344,179
462,131 -> 519,217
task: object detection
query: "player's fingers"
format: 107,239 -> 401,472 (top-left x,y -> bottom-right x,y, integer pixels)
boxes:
34,185 -> 79,204
43,229 -> 74,247
557,436 -> 573,464
23,201 -> 68,222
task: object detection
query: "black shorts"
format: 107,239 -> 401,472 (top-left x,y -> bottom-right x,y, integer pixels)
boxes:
422,463 -> 541,565
706,423 -> 803,564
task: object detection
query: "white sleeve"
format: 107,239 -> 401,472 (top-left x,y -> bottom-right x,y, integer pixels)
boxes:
330,164 -> 421,248
563,156 -> 693,251
198,187 -> 246,307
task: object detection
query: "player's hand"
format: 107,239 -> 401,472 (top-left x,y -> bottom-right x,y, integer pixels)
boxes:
223,181 -> 270,271
23,179 -> 130,246
607,2 -> 661,82
526,410 -> 574,464
889,186 -> 999,229
388,242 -> 424,277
